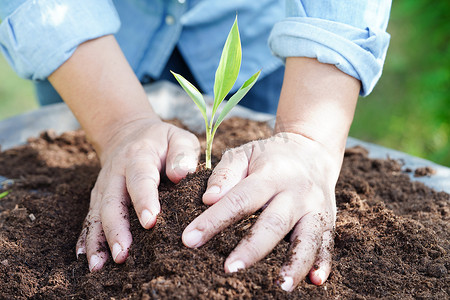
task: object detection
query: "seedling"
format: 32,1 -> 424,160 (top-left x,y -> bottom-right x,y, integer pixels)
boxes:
0,190 -> 9,199
171,17 -> 260,169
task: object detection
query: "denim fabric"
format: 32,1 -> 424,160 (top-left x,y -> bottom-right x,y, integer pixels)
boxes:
0,0 -> 120,80
269,0 -> 392,95
1,0 -> 391,112
100,0 -> 285,97
34,80 -> 62,106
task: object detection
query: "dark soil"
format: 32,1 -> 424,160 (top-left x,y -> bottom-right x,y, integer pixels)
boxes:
414,166 -> 436,177
0,118 -> 448,299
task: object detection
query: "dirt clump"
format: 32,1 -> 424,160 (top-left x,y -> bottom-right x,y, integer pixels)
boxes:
414,166 -> 436,177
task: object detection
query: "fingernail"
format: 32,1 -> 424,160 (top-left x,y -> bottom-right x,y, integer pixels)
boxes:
141,209 -> 155,228
179,156 -> 197,173
112,243 -> 122,262
89,254 -> 100,272
183,229 -> 203,248
227,260 -> 245,273
205,185 -> 221,195
280,276 -> 294,292
317,269 -> 327,285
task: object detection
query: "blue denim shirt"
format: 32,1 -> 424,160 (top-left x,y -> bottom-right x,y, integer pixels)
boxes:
0,0 -> 391,96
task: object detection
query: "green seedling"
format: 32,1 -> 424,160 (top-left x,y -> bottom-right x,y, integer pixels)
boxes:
171,17 -> 261,169
0,190 -> 9,199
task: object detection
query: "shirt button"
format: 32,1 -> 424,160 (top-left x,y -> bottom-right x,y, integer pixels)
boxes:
165,15 -> 175,25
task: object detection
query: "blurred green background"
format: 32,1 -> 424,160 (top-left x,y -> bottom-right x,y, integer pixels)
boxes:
0,1 -> 449,166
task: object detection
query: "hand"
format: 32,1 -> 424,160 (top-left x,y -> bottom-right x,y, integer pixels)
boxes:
182,132 -> 340,291
46,35 -> 203,272
76,118 -> 200,272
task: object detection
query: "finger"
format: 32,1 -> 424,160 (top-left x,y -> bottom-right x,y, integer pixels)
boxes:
203,147 -> 250,205
76,184 -> 102,259
100,175 -> 132,264
309,230 -> 334,285
76,223 -> 87,259
224,192 -> 295,273
125,152 -> 162,229
85,211 -> 109,272
182,175 -> 273,248
166,129 -> 200,183
279,213 -> 324,292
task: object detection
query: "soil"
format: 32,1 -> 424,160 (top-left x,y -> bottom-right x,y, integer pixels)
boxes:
414,166 -> 436,177
0,117 -> 448,299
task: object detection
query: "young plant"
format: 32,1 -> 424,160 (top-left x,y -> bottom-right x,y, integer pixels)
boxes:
171,17 -> 261,169
0,190 -> 9,199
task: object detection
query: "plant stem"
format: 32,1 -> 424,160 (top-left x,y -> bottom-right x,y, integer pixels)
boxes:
205,126 -> 213,169
205,140 -> 213,169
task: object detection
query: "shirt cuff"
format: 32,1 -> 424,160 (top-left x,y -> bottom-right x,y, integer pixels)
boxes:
268,17 -> 390,96
0,0 -> 120,80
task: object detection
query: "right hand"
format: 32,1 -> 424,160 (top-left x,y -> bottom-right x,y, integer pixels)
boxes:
45,35 -> 200,271
75,118 -> 200,271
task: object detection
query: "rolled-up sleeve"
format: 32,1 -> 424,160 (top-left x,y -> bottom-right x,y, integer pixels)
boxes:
0,0 -> 120,80
269,0 -> 392,96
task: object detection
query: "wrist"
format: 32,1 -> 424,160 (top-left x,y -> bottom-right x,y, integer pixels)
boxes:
275,57 -> 360,159
92,112 -> 161,160
273,131 -> 342,175
48,35 -> 160,158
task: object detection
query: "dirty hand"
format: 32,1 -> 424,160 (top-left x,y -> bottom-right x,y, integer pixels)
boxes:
182,56 -> 360,291
182,132 -> 339,290
47,35 -> 201,272
76,118 -> 200,271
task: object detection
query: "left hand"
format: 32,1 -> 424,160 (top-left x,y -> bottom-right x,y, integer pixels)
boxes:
181,131 -> 340,291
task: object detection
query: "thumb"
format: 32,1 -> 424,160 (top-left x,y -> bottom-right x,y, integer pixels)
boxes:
165,128 -> 200,183
203,146 -> 250,205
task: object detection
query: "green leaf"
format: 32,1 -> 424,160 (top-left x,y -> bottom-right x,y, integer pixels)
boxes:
212,70 -> 261,134
0,190 -> 9,199
171,71 -> 208,121
212,16 -> 242,117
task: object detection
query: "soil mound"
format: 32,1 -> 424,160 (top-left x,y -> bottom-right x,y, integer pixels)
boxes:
0,118 -> 448,299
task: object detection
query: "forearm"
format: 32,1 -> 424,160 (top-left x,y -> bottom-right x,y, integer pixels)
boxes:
48,35 -> 159,157
275,57 -> 359,162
